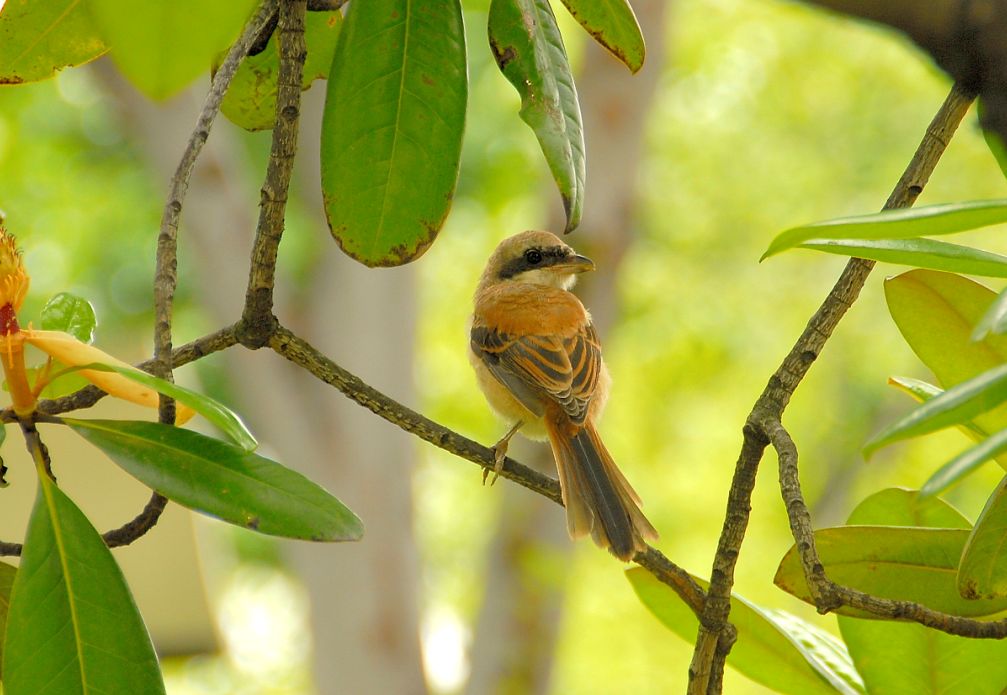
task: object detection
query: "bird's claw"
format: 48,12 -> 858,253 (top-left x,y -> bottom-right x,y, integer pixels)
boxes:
484,420 -> 522,486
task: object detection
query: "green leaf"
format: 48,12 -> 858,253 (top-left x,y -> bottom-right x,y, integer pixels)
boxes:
921,429 -> 1007,498
76,362 -> 257,451
64,418 -> 363,541
980,99 -> 1007,182
221,8 -> 342,131
864,364 -> 1007,457
958,474 -> 1007,600
764,200 -> 1007,259
555,0 -> 645,73
0,0 -> 107,84
0,560 -> 16,669
972,286 -> 1007,340
2,474 -> 164,693
889,375 -> 993,450
320,0 -> 467,266
774,526 -> 1007,617
628,568 -> 863,694
885,270 -> 1007,442
489,0 -> 585,233
846,487 -> 971,529
837,489 -> 1007,695
87,0 -> 258,100
791,237 -> 1007,278
41,292 -> 97,344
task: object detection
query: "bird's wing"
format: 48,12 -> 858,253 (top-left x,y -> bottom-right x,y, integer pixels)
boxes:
471,322 -> 601,425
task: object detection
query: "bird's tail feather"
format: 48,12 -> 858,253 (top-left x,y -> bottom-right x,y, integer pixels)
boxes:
547,418 -> 658,561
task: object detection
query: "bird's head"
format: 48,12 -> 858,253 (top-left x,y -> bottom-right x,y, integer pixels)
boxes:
480,230 -> 595,292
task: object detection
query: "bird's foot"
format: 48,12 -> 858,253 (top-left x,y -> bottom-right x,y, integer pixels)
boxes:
484,420 -> 522,486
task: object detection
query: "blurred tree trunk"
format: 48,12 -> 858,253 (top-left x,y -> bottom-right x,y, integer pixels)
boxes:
464,4 -> 668,694
96,67 -> 427,694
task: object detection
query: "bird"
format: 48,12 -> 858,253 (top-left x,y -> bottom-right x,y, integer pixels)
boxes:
469,230 -> 658,561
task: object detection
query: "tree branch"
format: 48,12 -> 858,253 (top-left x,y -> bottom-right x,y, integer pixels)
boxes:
688,81 -> 977,694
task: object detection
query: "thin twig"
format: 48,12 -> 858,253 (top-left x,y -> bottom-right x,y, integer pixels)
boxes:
239,0 -> 308,347
687,82 -> 977,694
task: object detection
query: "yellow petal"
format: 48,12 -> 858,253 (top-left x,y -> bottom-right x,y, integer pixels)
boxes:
25,330 -> 195,424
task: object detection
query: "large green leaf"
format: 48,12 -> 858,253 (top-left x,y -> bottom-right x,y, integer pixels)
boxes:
555,0 -> 645,73
64,418 -> 363,541
221,8 -> 342,131
885,270 -> 1007,440
489,0 -> 585,233
846,487 -> 971,529
320,0 -> 467,266
0,560 -> 15,670
791,237 -> 1007,278
0,0 -> 107,84
837,485 -> 1007,695
41,292 -> 97,344
2,474 -> 164,693
863,364 -> 1007,457
87,0 -> 257,100
627,568 -> 863,695
76,362 -> 257,451
958,475 -> 1007,600
774,526 -> 1007,617
764,200 -> 1007,259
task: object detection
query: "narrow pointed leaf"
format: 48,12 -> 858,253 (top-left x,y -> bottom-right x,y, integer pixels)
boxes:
489,0 -> 585,232
775,526 -> 1007,617
864,363 -> 1007,457
921,429 -> 1007,498
838,485 -> 1007,695
3,475 -> 164,693
628,568 -> 863,694
846,487 -> 971,529
972,286 -> 1007,340
321,0 -> 467,266
221,8 -> 343,131
958,474 -> 1007,599
41,292 -> 97,344
889,376 -> 991,446
0,560 -> 16,669
884,270 -> 1007,446
0,0 -> 107,84
792,237 -> 1007,278
64,418 -> 363,541
76,362 -> 256,451
764,200 -> 1007,259
556,0 -> 645,73
87,0 -> 257,100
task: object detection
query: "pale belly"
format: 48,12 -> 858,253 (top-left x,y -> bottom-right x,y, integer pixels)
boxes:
468,345 -> 549,440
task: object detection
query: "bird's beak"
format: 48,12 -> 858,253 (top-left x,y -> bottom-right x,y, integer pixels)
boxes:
558,254 -> 595,273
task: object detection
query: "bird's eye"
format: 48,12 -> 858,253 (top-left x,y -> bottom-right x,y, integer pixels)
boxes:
524,249 -> 543,265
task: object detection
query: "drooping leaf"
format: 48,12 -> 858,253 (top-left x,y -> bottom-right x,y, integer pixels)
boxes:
320,0 -> 467,266
774,526 -> 1007,617
627,568 -> 863,695
555,0 -> 645,73
0,560 -> 15,669
958,474 -> 1007,600
846,487 -> 971,529
64,418 -> 363,541
972,286 -> 1007,340
41,291 -> 97,344
87,0 -> 258,100
764,200 -> 1007,259
489,0 -> 585,232
0,0 -> 107,84
885,270 -> 1007,442
838,485 -> 1007,695
221,8 -> 342,131
791,237 -> 1007,278
863,364 -> 1007,457
75,362 -> 256,450
2,474 -> 164,693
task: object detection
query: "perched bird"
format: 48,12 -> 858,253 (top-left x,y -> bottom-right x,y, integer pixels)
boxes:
469,230 -> 658,560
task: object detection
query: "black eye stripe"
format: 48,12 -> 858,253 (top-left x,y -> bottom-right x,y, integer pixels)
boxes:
497,245 -> 571,279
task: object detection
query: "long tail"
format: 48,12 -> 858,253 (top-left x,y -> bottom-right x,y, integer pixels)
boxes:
546,416 -> 658,561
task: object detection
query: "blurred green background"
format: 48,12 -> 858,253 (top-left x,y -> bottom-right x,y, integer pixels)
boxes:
1,0 -> 1006,692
